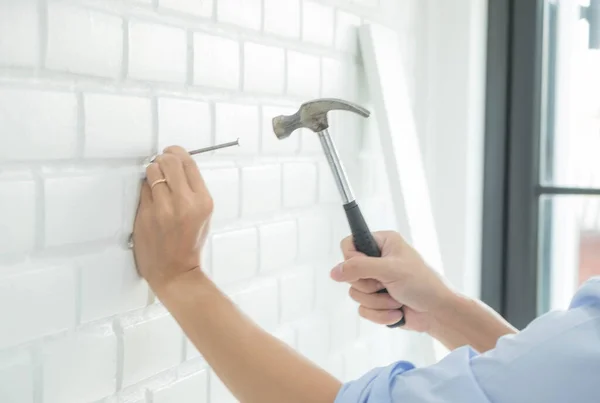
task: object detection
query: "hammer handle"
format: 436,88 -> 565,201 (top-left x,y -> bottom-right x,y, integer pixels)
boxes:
343,201 -> 406,328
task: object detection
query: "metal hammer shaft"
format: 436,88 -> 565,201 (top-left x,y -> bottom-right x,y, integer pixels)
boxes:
317,129 -> 355,204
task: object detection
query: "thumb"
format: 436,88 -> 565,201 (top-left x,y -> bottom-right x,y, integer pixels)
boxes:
330,256 -> 396,283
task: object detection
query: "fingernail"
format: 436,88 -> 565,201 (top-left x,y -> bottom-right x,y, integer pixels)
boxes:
330,263 -> 344,280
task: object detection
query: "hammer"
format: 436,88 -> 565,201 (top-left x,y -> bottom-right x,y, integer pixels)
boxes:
272,98 -> 405,328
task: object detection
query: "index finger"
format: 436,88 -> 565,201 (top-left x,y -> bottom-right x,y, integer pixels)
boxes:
163,145 -> 207,193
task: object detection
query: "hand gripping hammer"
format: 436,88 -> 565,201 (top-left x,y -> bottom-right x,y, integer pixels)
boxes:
272,98 -> 405,328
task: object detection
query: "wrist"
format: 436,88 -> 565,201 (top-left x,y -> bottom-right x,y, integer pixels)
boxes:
428,291 -> 471,336
152,268 -> 212,303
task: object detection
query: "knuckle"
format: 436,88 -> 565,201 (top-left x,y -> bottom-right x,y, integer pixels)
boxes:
146,162 -> 160,177
164,145 -> 186,154
156,153 -> 179,167
200,194 -> 214,215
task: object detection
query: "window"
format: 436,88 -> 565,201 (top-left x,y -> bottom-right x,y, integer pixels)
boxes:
482,0 -> 600,328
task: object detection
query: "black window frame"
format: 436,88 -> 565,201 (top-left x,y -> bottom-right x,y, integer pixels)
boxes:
481,0 -> 600,329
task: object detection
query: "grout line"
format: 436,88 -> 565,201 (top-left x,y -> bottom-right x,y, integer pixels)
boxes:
260,0 -> 266,32
239,41 -> 245,92
33,170 -> 45,251
186,30 -> 194,86
74,265 -> 83,326
180,332 -> 187,364
280,163 -> 285,209
318,56 -> 324,97
209,102 -> 216,147
0,67 -> 351,105
255,222 -> 262,278
121,18 -> 129,82
299,0 -> 304,41
151,96 -> 159,154
237,166 -> 243,218
76,92 -> 86,157
113,318 -> 125,391
257,105 -> 264,153
37,0 -> 48,72
211,0 -> 218,22
315,160 -> 322,203
283,50 -> 289,95
31,343 -> 43,403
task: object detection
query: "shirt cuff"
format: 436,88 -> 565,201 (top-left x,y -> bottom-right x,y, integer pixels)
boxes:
335,361 -> 416,403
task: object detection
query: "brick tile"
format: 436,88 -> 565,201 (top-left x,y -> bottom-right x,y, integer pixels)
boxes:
0,351 -> 33,403
329,302 -> 359,349
297,317 -> 329,367
193,33 -> 240,89
201,168 -> 240,221
264,0 -> 300,38
244,43 -> 284,94
158,0 -> 213,17
287,51 -> 320,98
0,1 -> 38,67
84,94 -> 153,158
0,265 -> 75,349
151,370 -> 208,403
158,98 -> 211,151
0,89 -> 77,161
121,314 -> 182,387
217,0 -> 261,30
42,326 -> 117,403
302,2 -> 334,46
78,249 -> 148,323
241,165 -> 281,216
44,173 -> 122,246
297,212 -> 332,259
129,21 -> 186,83
211,228 -> 258,285
282,162 -> 317,208
259,220 -> 297,273
280,269 -> 314,322
344,342 -> 372,380
0,173 -> 35,254
214,103 -> 259,155
46,3 -> 122,77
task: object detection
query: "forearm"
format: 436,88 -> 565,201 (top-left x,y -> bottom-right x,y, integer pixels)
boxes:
157,269 -> 341,403
429,294 -> 518,353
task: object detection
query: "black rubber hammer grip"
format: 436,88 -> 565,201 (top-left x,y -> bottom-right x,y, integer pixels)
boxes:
343,201 -> 405,328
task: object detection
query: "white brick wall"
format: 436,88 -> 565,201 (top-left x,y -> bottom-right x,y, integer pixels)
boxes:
0,0 -> 421,401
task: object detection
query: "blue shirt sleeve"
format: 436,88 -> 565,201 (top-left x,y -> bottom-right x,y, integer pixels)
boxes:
335,277 -> 600,403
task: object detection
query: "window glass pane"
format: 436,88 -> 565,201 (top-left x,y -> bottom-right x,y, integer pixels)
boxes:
541,0 -> 600,187
538,195 -> 600,314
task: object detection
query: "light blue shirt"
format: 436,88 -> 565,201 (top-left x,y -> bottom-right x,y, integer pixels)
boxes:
336,277 -> 600,403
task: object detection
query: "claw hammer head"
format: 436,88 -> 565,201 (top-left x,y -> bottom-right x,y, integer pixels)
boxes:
272,98 -> 370,139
